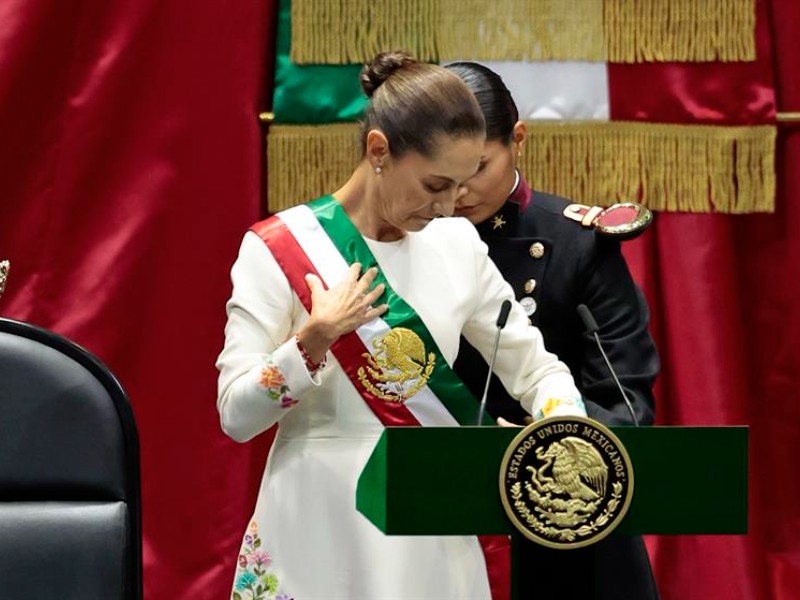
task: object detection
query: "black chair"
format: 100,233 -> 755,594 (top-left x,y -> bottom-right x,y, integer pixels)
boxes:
0,317 -> 142,599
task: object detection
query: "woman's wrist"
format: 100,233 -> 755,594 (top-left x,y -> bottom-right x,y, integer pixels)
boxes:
294,334 -> 327,374
295,320 -> 337,366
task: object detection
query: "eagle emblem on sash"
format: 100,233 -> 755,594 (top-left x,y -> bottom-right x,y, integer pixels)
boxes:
357,327 -> 436,402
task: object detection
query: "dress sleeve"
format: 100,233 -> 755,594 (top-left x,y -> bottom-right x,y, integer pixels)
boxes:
216,231 -> 323,442
460,226 -> 586,420
577,240 -> 659,426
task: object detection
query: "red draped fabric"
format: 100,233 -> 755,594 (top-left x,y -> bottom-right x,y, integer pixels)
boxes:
0,0 -> 276,597
617,2 -> 800,599
608,0 -> 776,125
0,1 -> 798,599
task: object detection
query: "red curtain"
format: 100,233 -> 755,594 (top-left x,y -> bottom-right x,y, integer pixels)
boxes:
0,1 -> 798,599
0,0 -> 276,597
620,2 -> 800,598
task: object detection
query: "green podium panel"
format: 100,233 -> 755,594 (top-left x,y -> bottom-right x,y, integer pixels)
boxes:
357,426 -> 747,536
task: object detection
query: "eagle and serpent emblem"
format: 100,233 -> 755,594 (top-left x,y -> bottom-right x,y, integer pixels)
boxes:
499,416 -> 634,549
356,327 -> 436,402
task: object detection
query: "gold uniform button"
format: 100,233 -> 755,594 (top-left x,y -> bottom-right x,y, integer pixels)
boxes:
524,278 -> 536,294
529,242 -> 545,259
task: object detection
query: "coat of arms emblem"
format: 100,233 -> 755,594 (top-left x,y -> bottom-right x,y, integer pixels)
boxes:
357,327 -> 435,402
499,416 -> 634,549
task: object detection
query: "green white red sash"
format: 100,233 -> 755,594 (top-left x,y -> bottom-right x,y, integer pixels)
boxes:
252,195 -> 493,428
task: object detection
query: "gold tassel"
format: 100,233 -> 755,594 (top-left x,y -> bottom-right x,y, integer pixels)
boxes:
290,0 -> 755,64
267,122 -> 775,214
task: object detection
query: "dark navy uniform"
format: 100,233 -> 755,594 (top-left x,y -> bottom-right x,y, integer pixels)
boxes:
453,175 -> 660,600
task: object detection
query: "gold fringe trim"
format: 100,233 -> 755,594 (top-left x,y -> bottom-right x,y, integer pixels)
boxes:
291,0 -> 439,66
267,124 -> 361,213
520,121 -> 775,213
437,0 -> 605,62
290,0 -> 755,64
604,0 -> 756,63
267,122 -> 776,214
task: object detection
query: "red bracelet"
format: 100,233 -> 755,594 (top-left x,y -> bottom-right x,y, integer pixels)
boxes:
295,335 -> 326,374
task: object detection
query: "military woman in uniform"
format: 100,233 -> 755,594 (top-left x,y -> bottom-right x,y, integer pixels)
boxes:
447,61 -> 661,600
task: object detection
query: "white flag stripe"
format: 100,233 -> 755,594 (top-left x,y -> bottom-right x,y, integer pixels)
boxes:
278,205 -> 460,427
447,60 -> 610,120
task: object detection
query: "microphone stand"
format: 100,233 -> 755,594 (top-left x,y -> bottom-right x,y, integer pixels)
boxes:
477,300 -> 512,426
577,304 -> 639,426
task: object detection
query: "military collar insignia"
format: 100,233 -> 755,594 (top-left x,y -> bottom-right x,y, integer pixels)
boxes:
477,171 -> 531,237
477,200 -> 519,238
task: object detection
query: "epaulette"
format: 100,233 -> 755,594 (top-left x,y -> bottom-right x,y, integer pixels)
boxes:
562,202 -> 653,240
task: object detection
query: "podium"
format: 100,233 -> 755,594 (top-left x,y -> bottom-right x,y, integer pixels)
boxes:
357,425 -> 747,598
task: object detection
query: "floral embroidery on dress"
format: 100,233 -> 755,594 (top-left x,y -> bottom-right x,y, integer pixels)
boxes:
259,360 -> 298,408
231,521 -> 293,600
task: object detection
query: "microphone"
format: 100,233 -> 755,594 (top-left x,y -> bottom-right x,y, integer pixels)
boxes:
476,300 -> 512,426
576,304 -> 639,426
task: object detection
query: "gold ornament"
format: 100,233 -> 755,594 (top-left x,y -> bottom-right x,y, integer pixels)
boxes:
357,327 -> 435,402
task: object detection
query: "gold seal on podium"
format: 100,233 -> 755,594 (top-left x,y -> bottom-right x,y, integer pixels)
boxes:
499,416 -> 634,549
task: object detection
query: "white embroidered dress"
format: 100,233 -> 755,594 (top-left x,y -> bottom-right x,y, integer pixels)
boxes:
217,215 -> 584,600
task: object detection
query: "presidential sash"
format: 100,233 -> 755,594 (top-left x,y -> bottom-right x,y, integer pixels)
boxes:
252,195 -> 494,428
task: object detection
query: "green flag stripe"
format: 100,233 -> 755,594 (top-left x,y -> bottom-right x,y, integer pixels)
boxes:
273,0 -> 365,124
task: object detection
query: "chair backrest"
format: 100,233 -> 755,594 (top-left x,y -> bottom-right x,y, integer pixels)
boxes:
0,318 -> 142,599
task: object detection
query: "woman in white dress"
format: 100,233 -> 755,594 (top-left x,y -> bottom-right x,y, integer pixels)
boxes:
217,50 -> 587,600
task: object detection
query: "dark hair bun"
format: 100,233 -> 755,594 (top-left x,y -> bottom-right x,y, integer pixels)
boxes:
360,50 -> 416,97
